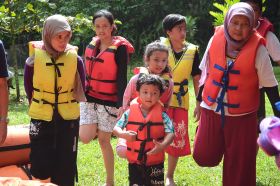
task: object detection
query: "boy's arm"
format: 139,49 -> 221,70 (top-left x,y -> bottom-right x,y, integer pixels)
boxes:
147,112 -> 174,155
146,132 -> 174,155
113,126 -> 137,142
113,110 -> 137,142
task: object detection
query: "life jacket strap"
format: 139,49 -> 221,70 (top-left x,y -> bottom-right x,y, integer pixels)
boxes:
46,58 -> 64,77
32,98 -> 77,106
85,56 -> 104,63
33,87 -> 74,94
210,60 -> 240,127
18,164 -> 33,180
173,79 -> 189,106
85,86 -> 117,96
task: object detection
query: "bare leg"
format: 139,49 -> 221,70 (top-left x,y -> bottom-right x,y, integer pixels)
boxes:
98,130 -> 114,185
166,154 -> 178,186
79,124 -> 97,144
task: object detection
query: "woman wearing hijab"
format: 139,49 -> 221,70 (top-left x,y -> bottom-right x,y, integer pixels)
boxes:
193,2 -> 278,186
24,14 -> 85,186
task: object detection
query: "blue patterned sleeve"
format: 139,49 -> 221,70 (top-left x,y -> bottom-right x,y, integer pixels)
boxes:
116,110 -> 130,129
162,112 -> 174,133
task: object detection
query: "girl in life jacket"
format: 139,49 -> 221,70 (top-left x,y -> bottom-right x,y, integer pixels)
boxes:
193,3 -> 278,186
161,14 -> 201,186
116,40 -> 174,159
79,10 -> 134,186
24,15 -> 85,186
113,74 -> 174,186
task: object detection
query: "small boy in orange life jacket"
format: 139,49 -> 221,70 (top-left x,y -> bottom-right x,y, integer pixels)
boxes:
113,74 -> 174,186
240,0 -> 280,123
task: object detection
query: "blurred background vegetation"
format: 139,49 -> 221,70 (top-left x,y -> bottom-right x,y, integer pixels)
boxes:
2,0 -> 280,62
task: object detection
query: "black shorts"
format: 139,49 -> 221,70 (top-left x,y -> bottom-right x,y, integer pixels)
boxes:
128,162 -> 164,186
29,114 -> 79,186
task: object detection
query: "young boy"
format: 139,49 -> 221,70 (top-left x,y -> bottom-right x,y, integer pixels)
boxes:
160,14 -> 201,186
113,74 -> 174,185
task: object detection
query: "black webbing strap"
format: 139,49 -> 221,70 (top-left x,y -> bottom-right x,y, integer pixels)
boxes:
18,164 -> 33,180
0,143 -> 30,152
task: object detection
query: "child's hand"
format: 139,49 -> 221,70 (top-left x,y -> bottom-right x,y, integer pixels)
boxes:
122,130 -> 137,142
146,140 -> 165,155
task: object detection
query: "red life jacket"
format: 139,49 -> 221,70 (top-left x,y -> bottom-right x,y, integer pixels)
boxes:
85,36 -> 134,102
126,98 -> 165,166
203,26 -> 264,114
257,18 -> 274,37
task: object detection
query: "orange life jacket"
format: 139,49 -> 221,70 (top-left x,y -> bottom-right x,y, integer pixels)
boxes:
84,36 -> 134,102
126,98 -> 165,166
257,18 -> 274,37
203,26 -> 264,114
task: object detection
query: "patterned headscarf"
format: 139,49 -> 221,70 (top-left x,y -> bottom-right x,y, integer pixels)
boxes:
42,14 -> 72,59
224,2 -> 255,58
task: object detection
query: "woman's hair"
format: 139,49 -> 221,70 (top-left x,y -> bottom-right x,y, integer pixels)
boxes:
92,9 -> 117,35
240,0 -> 262,12
144,40 -> 171,74
136,74 -> 165,95
162,14 -> 186,35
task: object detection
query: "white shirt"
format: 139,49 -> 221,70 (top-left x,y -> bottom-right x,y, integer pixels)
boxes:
265,31 -> 280,62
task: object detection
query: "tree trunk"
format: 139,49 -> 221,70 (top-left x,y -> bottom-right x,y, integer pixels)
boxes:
11,40 -> 20,102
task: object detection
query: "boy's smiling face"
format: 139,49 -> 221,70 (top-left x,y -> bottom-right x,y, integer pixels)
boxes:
138,83 -> 161,111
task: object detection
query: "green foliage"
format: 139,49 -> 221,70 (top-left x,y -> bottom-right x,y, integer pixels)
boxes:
0,0 -> 216,61
209,0 -> 240,26
0,0 -> 56,36
261,0 -> 266,12
186,16 -> 198,44
210,0 -> 267,26
44,0 -> 201,56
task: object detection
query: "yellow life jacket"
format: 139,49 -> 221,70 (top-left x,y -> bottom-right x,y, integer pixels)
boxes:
28,41 -> 79,121
161,37 -> 197,109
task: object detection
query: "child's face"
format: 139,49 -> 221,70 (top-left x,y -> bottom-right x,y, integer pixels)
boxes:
146,51 -> 168,75
51,31 -> 71,52
139,84 -> 161,111
94,16 -> 113,40
247,2 -> 261,26
167,22 -> 186,43
228,15 -> 250,41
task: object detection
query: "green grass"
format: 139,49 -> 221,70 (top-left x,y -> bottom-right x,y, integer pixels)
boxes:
7,67 -> 280,185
